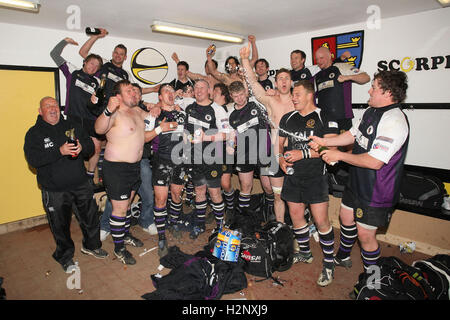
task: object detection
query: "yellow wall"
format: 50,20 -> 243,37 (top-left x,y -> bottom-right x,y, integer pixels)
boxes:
0,68 -> 57,225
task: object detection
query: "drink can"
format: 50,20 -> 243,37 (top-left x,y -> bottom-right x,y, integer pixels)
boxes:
207,44 -> 216,55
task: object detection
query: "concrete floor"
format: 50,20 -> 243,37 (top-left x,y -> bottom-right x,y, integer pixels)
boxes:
0,210 -> 431,301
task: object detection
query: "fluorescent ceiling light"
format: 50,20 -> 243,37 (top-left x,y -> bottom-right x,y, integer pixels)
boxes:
0,0 -> 40,12
436,0 -> 450,7
151,20 -> 244,44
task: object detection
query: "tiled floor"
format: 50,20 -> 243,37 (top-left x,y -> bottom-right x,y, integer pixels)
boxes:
0,212 -> 430,300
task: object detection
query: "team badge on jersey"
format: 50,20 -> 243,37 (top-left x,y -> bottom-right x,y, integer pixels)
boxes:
311,30 -> 364,69
306,119 -> 315,128
205,114 -> 212,121
301,73 -> 307,79
356,208 -> 364,219
367,125 -> 374,135
251,109 -> 258,116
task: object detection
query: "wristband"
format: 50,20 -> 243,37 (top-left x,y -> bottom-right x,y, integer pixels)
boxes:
154,126 -> 162,135
104,108 -> 112,117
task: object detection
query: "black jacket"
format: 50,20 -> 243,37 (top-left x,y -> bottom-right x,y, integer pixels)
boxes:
24,115 -> 94,191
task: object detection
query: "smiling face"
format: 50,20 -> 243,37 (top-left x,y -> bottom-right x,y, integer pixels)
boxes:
255,60 -> 269,77
315,47 -> 332,70
39,97 -> 60,125
194,80 -> 210,103
83,56 -> 101,75
291,85 -> 310,111
112,46 -> 127,66
290,52 -> 305,71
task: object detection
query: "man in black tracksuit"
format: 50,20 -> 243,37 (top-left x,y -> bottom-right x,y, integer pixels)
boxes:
24,97 -> 108,273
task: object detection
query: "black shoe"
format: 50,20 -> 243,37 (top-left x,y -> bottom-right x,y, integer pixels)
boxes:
168,224 -> 182,239
81,247 -> 109,259
124,233 -> 143,247
62,259 -> 77,273
158,239 -> 169,257
189,225 -> 205,239
114,248 -> 136,265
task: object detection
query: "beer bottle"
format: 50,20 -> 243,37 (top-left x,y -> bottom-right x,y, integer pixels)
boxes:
67,129 -> 78,159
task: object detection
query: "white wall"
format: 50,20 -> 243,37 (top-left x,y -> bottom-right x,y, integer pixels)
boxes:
0,22 -> 206,104
217,8 -> 450,170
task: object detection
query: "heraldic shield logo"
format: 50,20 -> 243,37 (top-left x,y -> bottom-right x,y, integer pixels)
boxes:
311,30 -> 364,69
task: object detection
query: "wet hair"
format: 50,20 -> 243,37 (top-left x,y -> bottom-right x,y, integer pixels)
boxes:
177,61 -> 189,71
228,81 -> 246,94
293,79 -> 315,94
275,68 -> 291,81
255,58 -> 269,69
114,44 -> 127,55
131,83 -> 143,94
291,49 -> 306,60
112,79 -> 132,96
225,56 -> 240,73
214,82 -> 231,104
158,83 -> 175,95
84,53 -> 103,67
205,59 -> 218,69
373,70 -> 408,103
194,78 -> 209,89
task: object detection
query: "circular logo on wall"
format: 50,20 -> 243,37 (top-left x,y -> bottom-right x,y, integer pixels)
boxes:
130,47 -> 168,85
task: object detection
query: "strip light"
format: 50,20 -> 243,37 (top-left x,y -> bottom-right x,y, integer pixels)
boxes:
151,20 -> 244,44
0,0 -> 40,12
437,0 -> 450,7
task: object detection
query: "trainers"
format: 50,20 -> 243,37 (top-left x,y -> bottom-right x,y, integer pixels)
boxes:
124,233 -> 144,247
293,251 -> 313,264
317,266 -> 334,287
62,259 -> 77,273
168,224 -> 182,239
189,225 -> 205,239
114,248 -> 136,265
334,256 -> 352,269
81,247 -> 109,259
142,223 -> 157,235
100,230 -> 110,242
158,239 -> 169,257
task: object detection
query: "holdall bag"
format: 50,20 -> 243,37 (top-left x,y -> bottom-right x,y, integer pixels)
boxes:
398,171 -> 447,211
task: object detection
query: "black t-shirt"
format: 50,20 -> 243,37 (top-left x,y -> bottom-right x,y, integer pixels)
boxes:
229,101 -> 271,164
169,79 -> 195,91
258,78 -> 273,91
97,61 -> 130,100
185,101 -> 219,163
152,109 -> 186,161
279,108 -> 339,177
66,69 -> 99,120
291,67 -> 313,82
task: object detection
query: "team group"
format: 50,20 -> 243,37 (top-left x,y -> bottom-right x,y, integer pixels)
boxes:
24,29 -> 409,289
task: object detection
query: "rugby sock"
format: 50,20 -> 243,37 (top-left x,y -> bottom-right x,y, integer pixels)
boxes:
293,223 -> 311,254
110,214 -> 126,252
238,192 -> 251,211
169,200 -> 183,225
361,246 -> 381,273
98,148 -> 105,181
318,226 -> 335,269
264,192 -> 274,214
223,189 -> 235,212
211,201 -> 225,229
154,206 -> 167,240
336,223 -> 358,260
86,170 -> 95,180
195,200 -> 207,228
185,180 -> 195,203
124,209 -> 131,235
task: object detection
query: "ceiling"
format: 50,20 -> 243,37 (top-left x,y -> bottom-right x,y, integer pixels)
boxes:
0,0 -> 444,48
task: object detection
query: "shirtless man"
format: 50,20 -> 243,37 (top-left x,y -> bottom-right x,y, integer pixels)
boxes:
95,80 -> 176,265
207,35 -> 258,87
239,43 -> 294,223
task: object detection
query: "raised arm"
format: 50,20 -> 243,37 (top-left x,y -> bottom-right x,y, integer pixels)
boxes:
95,95 -> 119,135
79,28 -> 108,59
206,48 -> 229,84
239,43 -> 272,108
50,38 -> 78,67
248,35 -> 259,68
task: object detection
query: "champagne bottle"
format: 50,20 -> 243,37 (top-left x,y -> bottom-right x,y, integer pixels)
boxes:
95,74 -> 107,107
67,128 -> 78,159
317,145 -> 337,166
85,27 -> 101,35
